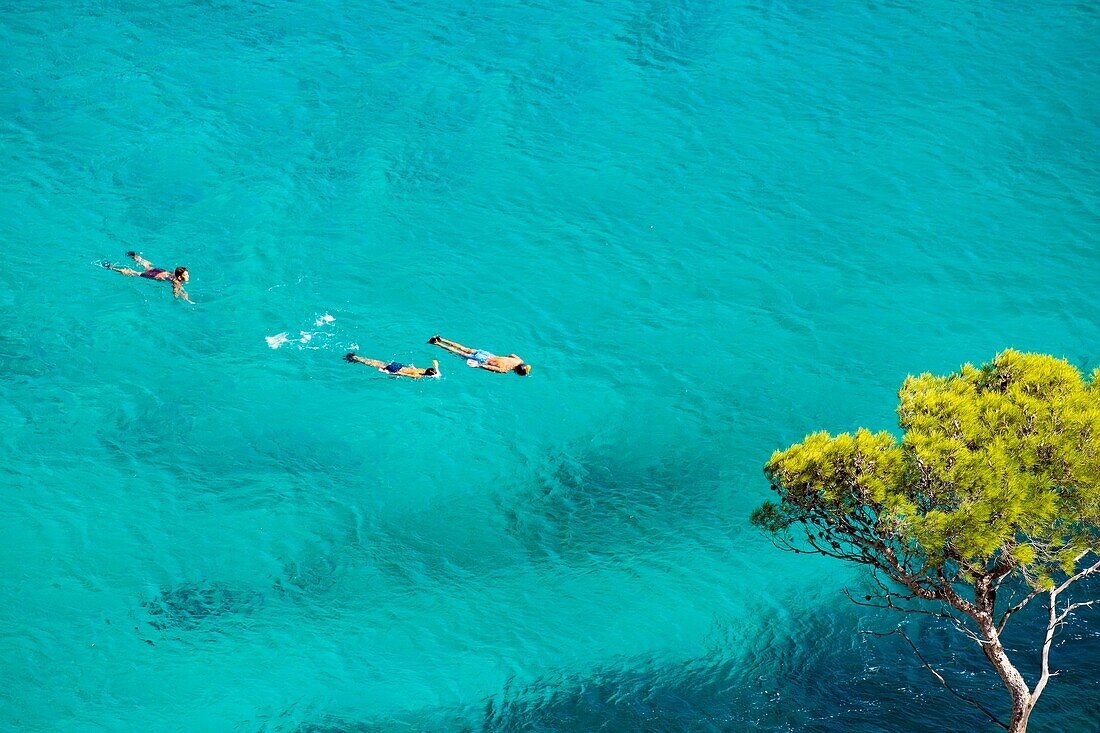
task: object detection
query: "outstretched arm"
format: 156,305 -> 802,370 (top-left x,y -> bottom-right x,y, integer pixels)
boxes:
172,280 -> 194,304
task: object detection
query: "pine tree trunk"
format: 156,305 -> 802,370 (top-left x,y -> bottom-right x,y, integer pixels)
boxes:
977,617 -> 1033,733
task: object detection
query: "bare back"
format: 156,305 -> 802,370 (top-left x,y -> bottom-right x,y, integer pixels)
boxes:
483,354 -> 524,373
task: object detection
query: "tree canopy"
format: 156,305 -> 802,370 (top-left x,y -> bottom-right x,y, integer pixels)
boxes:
751,350 -> 1100,732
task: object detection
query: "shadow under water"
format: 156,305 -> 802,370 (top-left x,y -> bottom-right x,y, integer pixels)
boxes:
618,0 -> 724,71
141,580 -> 266,635
497,444 -> 727,567
284,590 -> 1098,733
270,440 -> 730,607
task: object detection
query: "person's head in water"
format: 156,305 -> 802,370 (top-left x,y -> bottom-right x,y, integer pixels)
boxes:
425,359 -> 440,377
514,363 -> 532,376
174,267 -> 189,282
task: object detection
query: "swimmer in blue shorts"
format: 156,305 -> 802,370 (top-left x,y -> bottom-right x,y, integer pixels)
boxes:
345,353 -> 440,379
427,335 -> 531,376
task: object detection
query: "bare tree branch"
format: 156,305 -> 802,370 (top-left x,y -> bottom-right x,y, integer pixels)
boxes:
1030,555 -> 1099,709
1054,599 -> 1099,625
1053,556 -> 1100,596
998,588 -> 1042,633
844,587 -> 947,619
1033,589 -> 1060,708
863,628 -> 1008,730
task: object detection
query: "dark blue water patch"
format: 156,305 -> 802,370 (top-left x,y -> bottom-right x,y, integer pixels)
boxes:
475,605 -> 1097,733
123,0 -> 296,52
261,442 -> 728,605
501,47 -> 603,148
313,505 -> 516,592
497,445 -> 725,566
617,0 -> 725,71
279,591 -> 1098,733
269,499 -> 520,610
274,552 -> 345,599
95,392 -> 196,466
382,144 -> 455,199
295,719 -> 389,733
467,640 -> 972,732
133,425 -> 371,507
245,427 -> 371,483
141,580 -> 265,634
0,328 -> 47,380
378,85 -> 487,201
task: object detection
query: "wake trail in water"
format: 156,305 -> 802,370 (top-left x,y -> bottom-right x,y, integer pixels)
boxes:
266,313 -> 357,352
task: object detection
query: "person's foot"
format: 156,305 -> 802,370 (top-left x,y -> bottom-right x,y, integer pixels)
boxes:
102,262 -> 115,269
125,251 -> 137,258
344,353 -> 357,362
427,335 -> 441,344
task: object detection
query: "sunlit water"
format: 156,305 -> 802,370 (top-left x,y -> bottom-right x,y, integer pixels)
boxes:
1,1 -> 1098,731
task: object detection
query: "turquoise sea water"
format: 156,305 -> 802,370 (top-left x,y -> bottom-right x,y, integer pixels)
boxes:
2,1 -> 1098,731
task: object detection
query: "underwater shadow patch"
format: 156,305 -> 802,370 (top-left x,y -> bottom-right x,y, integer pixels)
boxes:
141,580 -> 265,637
618,0 -> 725,71
472,607 -> 1008,733
273,495 -> 525,607
496,444 -> 725,566
295,719 -> 387,733
284,596 -> 1098,732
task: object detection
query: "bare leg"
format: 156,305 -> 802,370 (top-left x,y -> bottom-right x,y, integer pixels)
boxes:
430,337 -> 473,356
105,264 -> 141,276
128,252 -> 155,270
346,354 -> 387,369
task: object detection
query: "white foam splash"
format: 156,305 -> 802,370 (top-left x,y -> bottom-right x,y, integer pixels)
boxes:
266,332 -> 290,349
266,314 -> 346,351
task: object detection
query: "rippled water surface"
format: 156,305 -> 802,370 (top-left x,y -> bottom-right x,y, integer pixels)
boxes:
2,1 -> 1098,731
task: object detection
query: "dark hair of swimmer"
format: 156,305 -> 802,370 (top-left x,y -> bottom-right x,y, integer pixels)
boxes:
174,267 -> 189,281
424,367 -> 439,376
515,364 -> 532,376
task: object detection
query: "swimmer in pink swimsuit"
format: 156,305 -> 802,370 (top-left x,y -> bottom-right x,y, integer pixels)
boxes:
104,251 -> 193,303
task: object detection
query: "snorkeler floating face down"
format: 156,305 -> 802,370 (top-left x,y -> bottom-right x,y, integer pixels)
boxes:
344,353 -> 441,380
103,251 -> 193,303
427,335 -> 531,376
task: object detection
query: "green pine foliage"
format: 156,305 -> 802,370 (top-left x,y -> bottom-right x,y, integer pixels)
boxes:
752,350 -> 1100,587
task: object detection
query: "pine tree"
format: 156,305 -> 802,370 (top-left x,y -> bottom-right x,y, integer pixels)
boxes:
752,350 -> 1100,732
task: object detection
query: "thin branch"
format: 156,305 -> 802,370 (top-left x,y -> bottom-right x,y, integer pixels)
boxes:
1055,599 -> 1099,624
1053,556 -> 1100,596
1033,588 -> 1059,706
843,587 -> 986,644
1030,554 -> 1099,706
863,628 -> 1007,730
844,587 -> 945,619
945,613 -> 988,646
998,588 -> 1042,633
